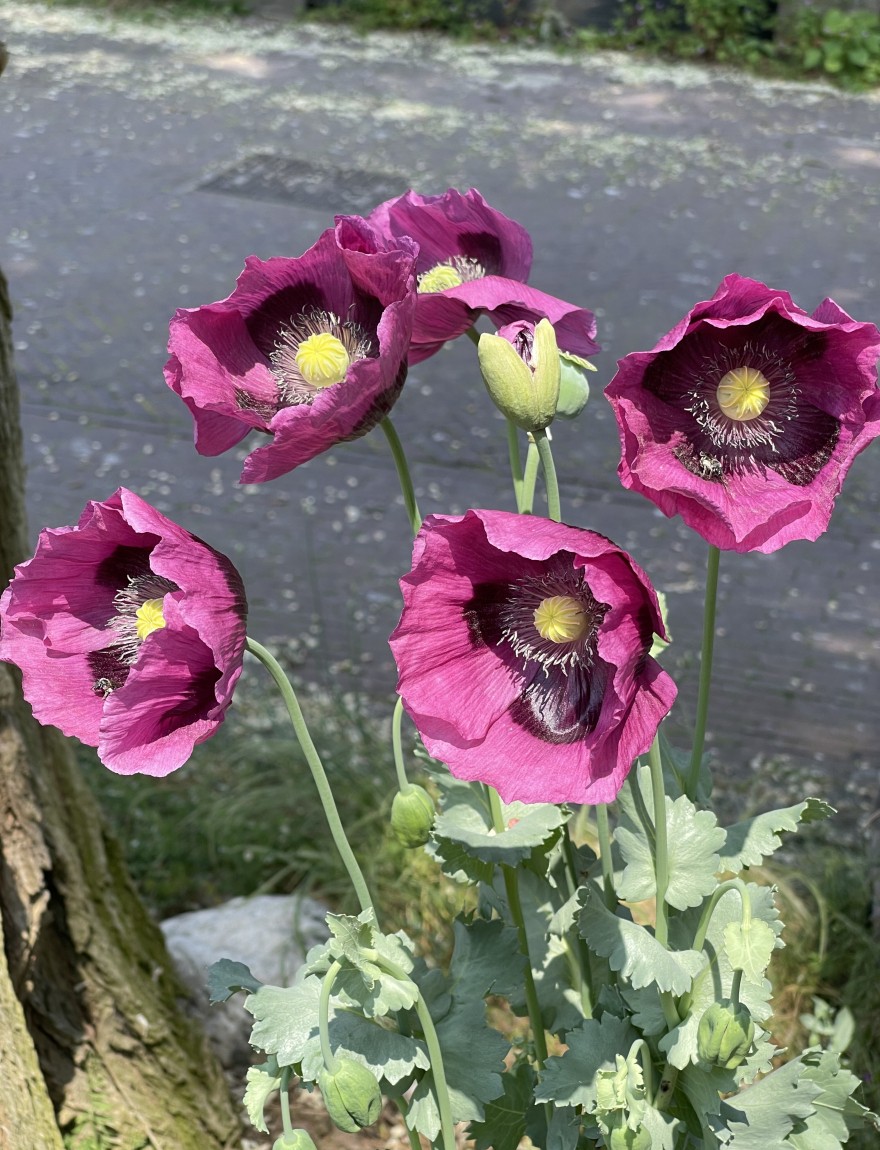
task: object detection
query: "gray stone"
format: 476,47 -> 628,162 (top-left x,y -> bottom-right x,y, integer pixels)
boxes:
161,894 -> 330,1067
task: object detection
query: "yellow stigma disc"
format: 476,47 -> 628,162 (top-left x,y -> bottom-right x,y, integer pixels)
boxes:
135,599 -> 166,641
295,332 -> 351,387
716,366 -> 771,422
533,596 -> 589,644
418,262 -> 464,294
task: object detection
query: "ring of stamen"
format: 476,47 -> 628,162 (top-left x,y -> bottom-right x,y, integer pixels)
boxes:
107,572 -> 178,667
417,255 -> 487,294
270,308 -> 373,406
497,567 -> 607,676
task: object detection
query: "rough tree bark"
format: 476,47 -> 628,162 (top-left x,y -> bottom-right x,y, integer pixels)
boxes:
0,248 -> 241,1146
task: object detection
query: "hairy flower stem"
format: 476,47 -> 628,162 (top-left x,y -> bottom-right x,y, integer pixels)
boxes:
392,695 -> 411,793
319,960 -> 343,1073
648,737 -> 670,947
506,419 -> 525,511
562,828 -> 595,1014
488,788 -> 550,1082
686,545 -> 721,798
533,428 -> 561,521
380,416 -> 422,537
280,1067 -> 294,1138
520,438 -> 540,514
596,804 -> 617,911
378,956 -> 457,1150
246,637 -> 374,918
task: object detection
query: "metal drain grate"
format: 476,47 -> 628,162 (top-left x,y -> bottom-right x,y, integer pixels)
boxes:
197,154 -> 406,213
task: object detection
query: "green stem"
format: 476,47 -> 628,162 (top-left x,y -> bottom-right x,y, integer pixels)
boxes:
533,428 -> 561,522
677,878 -> 749,1018
730,968 -> 744,1009
520,438 -> 540,514
595,804 -> 617,911
380,415 -> 422,537
246,637 -> 374,918
389,1091 -> 422,1150
487,789 -> 550,1076
686,545 -> 721,798
647,737 -> 669,948
279,1067 -> 294,1138
562,827 -> 594,1014
378,957 -> 456,1150
392,696 -> 410,793
319,960 -> 343,1073
506,418 -> 525,512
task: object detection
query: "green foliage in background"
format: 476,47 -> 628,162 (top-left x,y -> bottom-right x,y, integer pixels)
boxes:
790,6 -> 880,89
615,0 -> 775,64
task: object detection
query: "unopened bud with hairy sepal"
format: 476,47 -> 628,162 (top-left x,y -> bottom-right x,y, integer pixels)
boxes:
556,350 -> 595,419
391,785 -> 435,848
318,1058 -> 382,1133
608,1124 -> 652,1150
272,1130 -> 318,1150
478,318 -> 560,433
697,1000 -> 755,1070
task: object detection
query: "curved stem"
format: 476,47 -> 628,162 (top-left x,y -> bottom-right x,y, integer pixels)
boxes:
677,878 -> 749,1018
595,804 -> 617,911
506,418 -> 525,511
488,789 -> 550,1075
380,415 -> 422,537
246,637 -> 374,918
730,968 -> 744,1009
392,695 -> 410,793
533,428 -> 561,522
686,545 -> 721,798
520,438 -> 540,514
319,960 -> 343,1073
647,737 -> 669,947
378,957 -> 456,1150
627,1038 -> 655,1101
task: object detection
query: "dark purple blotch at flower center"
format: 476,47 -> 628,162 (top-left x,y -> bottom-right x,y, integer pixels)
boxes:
644,315 -> 838,487
463,556 -> 615,745
87,545 -> 180,696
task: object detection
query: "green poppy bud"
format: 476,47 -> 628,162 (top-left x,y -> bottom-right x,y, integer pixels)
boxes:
391,784 -> 435,848
697,1000 -> 755,1070
318,1058 -> 382,1133
608,1124 -> 652,1150
272,1130 -> 318,1150
555,350 -> 595,419
478,318 -> 560,433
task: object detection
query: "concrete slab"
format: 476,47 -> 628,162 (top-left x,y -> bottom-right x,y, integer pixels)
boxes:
2,3 -> 879,831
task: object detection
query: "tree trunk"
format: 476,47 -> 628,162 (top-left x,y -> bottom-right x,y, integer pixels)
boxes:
0,260 -> 242,1148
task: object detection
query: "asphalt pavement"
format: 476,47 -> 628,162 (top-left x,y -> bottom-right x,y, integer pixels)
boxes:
2,2 -> 879,830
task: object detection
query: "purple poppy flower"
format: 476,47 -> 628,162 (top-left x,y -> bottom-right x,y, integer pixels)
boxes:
164,218 -> 417,484
389,509 -> 676,805
364,188 -> 600,364
0,489 -> 247,776
606,274 -> 880,553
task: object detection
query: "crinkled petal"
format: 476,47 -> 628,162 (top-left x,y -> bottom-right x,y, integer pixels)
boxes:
409,276 -> 599,363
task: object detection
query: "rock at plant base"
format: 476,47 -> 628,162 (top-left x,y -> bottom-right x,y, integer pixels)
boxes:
161,893 -> 329,1068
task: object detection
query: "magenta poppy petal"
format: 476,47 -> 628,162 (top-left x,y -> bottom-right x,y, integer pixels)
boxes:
390,509 -> 676,804
98,625 -> 227,776
606,274 -> 880,553
165,224 -> 417,483
409,276 -> 599,364
0,489 -> 247,774
366,188 -> 533,281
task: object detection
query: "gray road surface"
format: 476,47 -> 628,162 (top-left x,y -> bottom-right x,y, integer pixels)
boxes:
2,3 -> 879,827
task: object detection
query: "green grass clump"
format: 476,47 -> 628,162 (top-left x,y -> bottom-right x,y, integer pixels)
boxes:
82,661 -> 463,949
766,849 -> 880,1143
